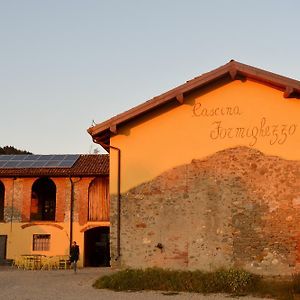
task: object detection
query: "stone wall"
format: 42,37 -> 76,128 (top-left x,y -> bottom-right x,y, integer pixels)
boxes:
111,146 -> 300,275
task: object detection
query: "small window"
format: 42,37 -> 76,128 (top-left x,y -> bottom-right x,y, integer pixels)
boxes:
33,234 -> 50,251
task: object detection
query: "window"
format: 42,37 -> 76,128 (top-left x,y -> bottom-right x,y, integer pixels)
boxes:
33,234 -> 50,251
31,177 -> 56,221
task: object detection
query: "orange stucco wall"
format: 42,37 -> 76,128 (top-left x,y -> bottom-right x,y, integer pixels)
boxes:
108,78 -> 300,274
110,79 -> 299,194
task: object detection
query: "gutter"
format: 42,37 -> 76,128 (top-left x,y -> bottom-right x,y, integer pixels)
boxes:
94,139 -> 121,262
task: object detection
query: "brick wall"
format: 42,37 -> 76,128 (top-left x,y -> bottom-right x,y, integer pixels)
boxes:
0,176 -> 97,224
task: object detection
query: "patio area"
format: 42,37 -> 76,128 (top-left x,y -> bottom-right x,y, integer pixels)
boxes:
13,255 -> 70,270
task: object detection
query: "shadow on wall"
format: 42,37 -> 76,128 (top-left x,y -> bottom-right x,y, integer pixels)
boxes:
118,146 -> 300,273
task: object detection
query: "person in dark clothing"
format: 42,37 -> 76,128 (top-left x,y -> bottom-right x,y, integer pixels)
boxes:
70,241 -> 80,273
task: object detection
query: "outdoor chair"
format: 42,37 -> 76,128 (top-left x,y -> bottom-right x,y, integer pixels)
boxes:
13,256 -> 26,269
23,256 -> 35,270
41,256 -> 57,270
57,255 -> 69,269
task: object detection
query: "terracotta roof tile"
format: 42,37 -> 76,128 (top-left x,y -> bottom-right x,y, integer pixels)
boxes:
0,154 -> 109,177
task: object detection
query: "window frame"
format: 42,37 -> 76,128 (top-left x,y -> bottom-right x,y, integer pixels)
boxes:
32,234 -> 51,251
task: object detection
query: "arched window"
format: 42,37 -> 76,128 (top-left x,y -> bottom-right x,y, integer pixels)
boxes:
88,177 -> 109,221
31,177 -> 56,221
0,180 -> 4,221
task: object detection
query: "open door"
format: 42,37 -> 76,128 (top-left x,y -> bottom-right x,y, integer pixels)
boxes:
84,227 -> 110,267
0,235 -> 7,263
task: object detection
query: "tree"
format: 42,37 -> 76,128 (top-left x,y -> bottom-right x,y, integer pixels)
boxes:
0,146 -> 32,155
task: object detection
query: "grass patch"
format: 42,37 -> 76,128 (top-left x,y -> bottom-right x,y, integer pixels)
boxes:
93,268 -> 300,299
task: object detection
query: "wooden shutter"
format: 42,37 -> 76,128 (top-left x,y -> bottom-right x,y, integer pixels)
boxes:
88,177 -> 109,221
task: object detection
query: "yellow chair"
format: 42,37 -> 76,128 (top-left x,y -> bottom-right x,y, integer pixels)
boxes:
24,256 -> 35,270
41,256 -> 54,270
57,255 -> 69,270
33,255 -> 42,270
13,256 -> 25,269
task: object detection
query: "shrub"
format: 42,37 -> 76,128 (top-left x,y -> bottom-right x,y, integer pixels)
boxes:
93,267 -> 260,295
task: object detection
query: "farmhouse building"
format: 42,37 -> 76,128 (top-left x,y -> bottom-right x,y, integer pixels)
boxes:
88,60 -> 300,275
0,154 -> 110,267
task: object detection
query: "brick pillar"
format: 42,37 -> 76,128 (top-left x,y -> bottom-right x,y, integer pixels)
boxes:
52,178 -> 68,222
76,177 -> 93,226
21,178 -> 36,222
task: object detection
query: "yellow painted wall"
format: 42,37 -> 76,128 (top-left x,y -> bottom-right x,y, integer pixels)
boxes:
110,79 -> 300,193
1,221 -> 109,263
3,223 -> 71,257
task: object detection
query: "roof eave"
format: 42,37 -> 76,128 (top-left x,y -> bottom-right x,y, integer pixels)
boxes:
88,60 -> 300,141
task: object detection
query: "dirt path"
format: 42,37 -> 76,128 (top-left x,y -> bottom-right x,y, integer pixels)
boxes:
0,267 -> 269,300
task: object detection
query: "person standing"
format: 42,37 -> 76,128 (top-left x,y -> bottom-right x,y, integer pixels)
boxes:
70,241 -> 80,273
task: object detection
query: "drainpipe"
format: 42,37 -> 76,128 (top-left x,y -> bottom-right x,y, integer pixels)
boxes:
94,139 -> 121,262
69,177 -> 74,251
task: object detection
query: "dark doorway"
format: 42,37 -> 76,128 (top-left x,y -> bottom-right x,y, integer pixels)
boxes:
84,227 -> 110,267
31,177 -> 56,221
0,235 -> 7,262
0,181 -> 4,221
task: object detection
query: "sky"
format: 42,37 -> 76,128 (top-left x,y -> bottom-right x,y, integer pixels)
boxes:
0,0 -> 300,154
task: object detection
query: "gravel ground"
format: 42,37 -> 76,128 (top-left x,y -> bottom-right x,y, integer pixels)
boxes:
0,266 -> 270,300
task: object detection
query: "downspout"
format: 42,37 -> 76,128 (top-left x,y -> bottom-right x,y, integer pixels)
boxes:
95,139 -> 121,262
69,177 -> 74,251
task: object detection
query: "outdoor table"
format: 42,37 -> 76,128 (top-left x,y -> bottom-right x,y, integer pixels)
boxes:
21,254 -> 44,270
14,255 -> 69,270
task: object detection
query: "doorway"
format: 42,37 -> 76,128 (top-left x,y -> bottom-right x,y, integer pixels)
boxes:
0,180 -> 4,221
84,227 -> 110,267
0,235 -> 7,262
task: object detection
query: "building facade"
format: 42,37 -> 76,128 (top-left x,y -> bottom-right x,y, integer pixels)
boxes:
0,154 -> 110,267
88,60 -> 300,275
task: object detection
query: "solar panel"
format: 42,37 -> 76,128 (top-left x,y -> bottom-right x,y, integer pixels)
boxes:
31,161 -> 47,168
44,160 -> 61,167
0,154 -> 80,169
50,155 -> 66,160
18,161 -> 35,168
60,160 -> 77,167
37,155 -> 53,160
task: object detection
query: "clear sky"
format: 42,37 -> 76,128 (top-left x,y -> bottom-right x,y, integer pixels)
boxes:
1,0 -> 300,154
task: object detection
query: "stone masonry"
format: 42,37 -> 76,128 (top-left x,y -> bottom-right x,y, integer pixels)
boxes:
110,146 -> 300,275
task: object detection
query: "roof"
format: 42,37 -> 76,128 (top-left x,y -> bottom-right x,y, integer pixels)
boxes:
0,154 -> 109,177
87,60 -> 300,147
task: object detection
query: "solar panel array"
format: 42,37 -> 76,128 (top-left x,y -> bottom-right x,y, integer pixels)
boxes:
0,154 -> 80,169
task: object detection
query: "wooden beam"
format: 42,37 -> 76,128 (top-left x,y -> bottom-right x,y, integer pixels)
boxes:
229,67 -> 237,80
176,94 -> 184,104
284,86 -> 295,98
110,124 -> 117,134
